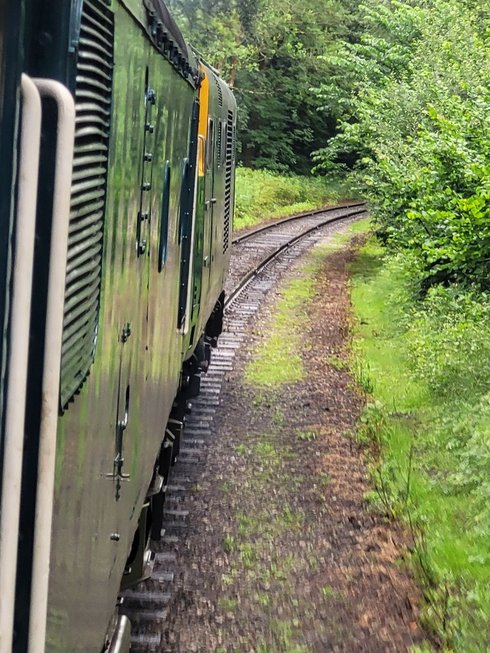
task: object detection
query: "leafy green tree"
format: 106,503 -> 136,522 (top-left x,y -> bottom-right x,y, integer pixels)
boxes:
168,0 -> 351,172
313,0 -> 490,288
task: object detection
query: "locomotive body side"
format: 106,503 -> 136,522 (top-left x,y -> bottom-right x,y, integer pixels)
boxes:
0,1 -> 236,652
39,6 -> 197,650
186,64 -> 236,354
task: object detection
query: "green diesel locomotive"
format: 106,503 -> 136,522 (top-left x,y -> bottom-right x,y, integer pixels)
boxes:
0,1 -> 236,651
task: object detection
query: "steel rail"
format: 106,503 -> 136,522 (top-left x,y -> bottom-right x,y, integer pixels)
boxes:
231,200 -> 366,245
225,204 -> 368,309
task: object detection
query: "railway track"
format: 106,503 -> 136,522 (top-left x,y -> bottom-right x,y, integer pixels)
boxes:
231,201 -> 365,246
121,202 -> 367,652
226,202 -> 366,306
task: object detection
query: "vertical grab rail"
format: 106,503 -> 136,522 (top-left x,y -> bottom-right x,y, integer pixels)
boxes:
0,74 -> 42,653
27,79 -> 75,653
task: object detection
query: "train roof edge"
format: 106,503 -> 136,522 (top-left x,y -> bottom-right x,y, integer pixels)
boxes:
121,0 -> 200,86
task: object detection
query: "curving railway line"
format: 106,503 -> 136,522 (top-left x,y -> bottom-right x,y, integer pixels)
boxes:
121,202 -> 368,652
226,202 -> 367,307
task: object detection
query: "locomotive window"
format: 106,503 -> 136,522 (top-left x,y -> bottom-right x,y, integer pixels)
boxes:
158,161 -> 171,272
198,135 -> 206,176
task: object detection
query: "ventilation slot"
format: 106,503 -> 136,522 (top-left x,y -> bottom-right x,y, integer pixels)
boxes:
60,0 -> 114,409
217,120 -> 222,167
214,74 -> 223,107
223,111 -> 234,254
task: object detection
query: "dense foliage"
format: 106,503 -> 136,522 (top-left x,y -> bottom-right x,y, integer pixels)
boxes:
313,0 -> 490,288
321,3 -> 490,647
167,0 -> 358,173
352,243 -> 490,652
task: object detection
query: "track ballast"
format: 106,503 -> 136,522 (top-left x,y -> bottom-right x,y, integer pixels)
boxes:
121,203 -> 367,652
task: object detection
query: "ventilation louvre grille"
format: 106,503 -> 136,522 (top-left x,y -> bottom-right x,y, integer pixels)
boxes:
214,74 -> 223,107
60,0 -> 114,409
223,110 -> 234,254
217,120 -> 222,166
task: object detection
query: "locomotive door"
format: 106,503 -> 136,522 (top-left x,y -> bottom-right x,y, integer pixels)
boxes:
177,100 -> 199,332
204,117 -> 216,280
108,67 -> 155,500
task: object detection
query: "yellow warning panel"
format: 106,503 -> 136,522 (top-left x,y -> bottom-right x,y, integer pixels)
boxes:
198,65 -> 210,138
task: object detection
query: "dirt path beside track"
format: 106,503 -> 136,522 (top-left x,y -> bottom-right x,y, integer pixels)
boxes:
162,233 -> 429,652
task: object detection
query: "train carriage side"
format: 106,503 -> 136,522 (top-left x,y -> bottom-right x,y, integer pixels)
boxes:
0,1 -> 233,652
205,68 -> 236,309
181,64 -> 237,360
39,4 -> 196,652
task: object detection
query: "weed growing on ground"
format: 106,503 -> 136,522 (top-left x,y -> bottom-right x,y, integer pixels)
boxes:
317,472 -> 331,487
218,597 -> 238,612
326,354 -> 348,370
256,592 -> 272,608
223,535 -> 237,554
222,480 -> 234,493
255,619 -> 310,653
296,429 -> 317,442
354,362 -> 375,395
326,217 -> 371,250
235,443 -> 248,456
237,512 -> 260,538
351,237 -> 490,651
280,507 -> 304,529
321,585 -> 342,600
253,441 -> 277,458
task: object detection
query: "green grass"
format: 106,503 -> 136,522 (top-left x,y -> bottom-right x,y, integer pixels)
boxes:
321,585 -> 341,600
244,259 -> 319,388
245,218 -> 370,390
296,429 -> 317,442
218,597 -> 238,612
350,238 -> 490,652
328,215 -> 371,244
256,619 -> 310,653
234,167 -> 355,231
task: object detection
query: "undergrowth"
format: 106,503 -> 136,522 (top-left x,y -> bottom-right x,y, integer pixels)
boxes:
350,237 -> 490,652
234,168 -> 354,231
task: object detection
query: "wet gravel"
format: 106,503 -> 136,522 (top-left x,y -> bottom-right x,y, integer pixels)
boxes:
124,219 -> 430,652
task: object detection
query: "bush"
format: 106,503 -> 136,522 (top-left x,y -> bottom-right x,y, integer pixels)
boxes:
351,241 -> 490,651
407,286 -> 490,397
314,0 -> 490,288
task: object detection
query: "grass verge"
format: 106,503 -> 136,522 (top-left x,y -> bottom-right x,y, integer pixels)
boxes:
234,168 -> 355,232
350,238 -> 490,653
245,218 -> 370,389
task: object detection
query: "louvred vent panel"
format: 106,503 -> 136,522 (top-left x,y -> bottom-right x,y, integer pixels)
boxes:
214,74 -> 223,108
223,110 -> 234,254
60,0 -> 114,409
